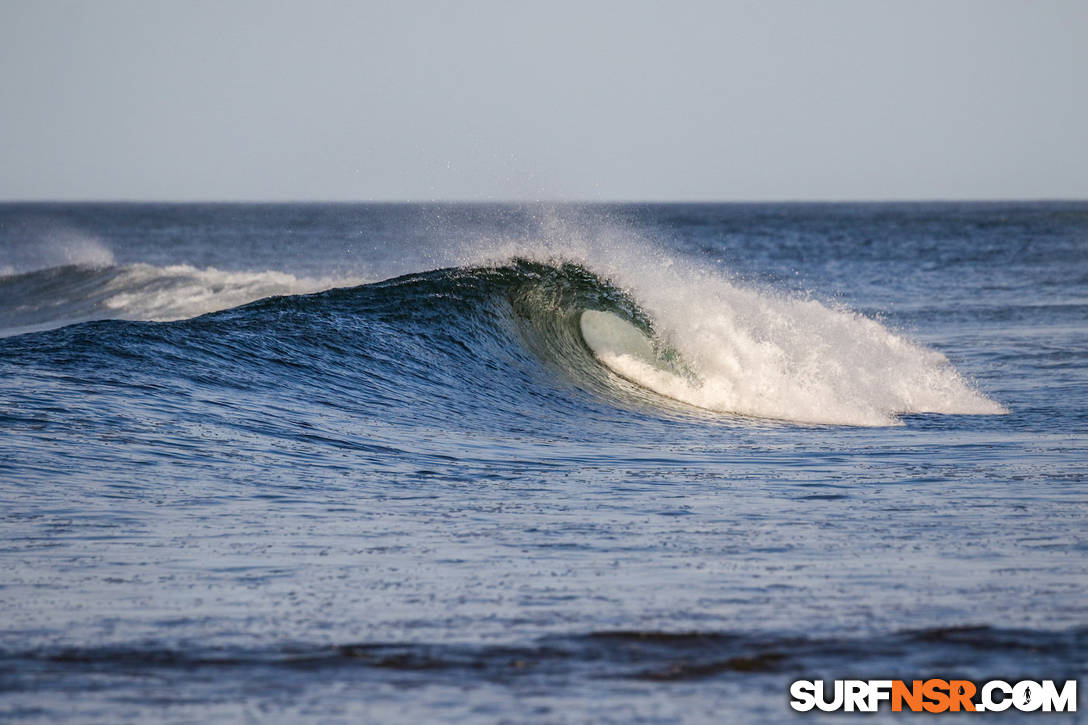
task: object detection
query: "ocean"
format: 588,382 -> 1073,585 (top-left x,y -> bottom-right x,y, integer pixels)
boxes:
1,202 -> 1085,722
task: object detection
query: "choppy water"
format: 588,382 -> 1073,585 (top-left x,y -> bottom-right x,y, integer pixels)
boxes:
1,202 -> 1085,722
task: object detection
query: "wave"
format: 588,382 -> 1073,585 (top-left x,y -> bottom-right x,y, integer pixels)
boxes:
0,262 -> 365,337
0,248 -> 1006,426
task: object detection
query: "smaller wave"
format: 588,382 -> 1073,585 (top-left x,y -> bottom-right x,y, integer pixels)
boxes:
0,262 -> 364,337
99,263 -> 362,321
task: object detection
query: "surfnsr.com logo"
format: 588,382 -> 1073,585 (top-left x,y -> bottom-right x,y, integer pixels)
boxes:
789,679 -> 1077,713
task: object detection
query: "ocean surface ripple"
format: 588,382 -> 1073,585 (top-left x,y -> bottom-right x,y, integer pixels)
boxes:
1,202 -> 1085,722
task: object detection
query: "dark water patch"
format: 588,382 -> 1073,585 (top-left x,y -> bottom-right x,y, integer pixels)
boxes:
4,626 -> 1083,689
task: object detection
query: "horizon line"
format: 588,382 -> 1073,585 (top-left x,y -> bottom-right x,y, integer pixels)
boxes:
2,197 -> 1086,205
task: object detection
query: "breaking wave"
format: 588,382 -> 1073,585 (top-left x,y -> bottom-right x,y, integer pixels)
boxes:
0,233 -> 1005,426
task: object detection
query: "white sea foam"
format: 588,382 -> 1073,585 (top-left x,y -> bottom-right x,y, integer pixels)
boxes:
100,264 -> 365,322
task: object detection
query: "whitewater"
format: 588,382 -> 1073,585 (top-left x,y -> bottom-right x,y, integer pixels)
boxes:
1,202 -> 1084,723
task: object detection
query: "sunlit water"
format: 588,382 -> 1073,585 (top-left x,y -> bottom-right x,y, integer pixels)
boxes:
1,203 -> 1085,722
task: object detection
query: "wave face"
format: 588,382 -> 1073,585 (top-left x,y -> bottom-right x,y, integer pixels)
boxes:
1,254 -> 1002,426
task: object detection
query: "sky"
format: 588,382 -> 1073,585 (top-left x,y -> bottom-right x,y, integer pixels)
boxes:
1,0 -> 1085,201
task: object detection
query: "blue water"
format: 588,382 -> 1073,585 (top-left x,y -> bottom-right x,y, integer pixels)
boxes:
1,203 -> 1085,722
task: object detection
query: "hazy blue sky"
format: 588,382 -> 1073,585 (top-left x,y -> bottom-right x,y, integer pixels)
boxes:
1,0 -> 1085,201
